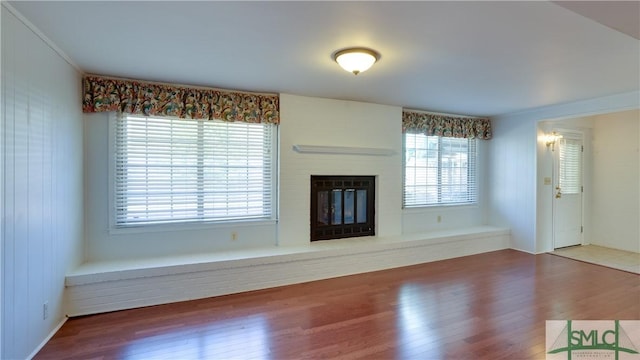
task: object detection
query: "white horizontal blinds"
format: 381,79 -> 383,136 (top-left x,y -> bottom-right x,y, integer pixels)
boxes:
404,133 -> 437,206
403,134 -> 477,207
440,137 -> 477,204
558,138 -> 581,195
115,114 -> 274,226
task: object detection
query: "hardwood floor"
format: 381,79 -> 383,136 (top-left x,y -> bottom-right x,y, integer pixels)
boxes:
35,250 -> 640,359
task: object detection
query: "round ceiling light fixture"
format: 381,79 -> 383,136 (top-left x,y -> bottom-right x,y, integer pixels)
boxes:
333,48 -> 380,75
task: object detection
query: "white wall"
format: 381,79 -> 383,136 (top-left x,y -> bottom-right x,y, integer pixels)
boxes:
278,94 -> 403,245
488,115 -> 538,253
278,94 -> 491,245
403,140 -> 489,233
85,93 -> 493,259
83,113 -> 277,261
489,91 -> 639,254
590,110 -> 639,252
1,5 -> 84,359
536,111 -> 640,253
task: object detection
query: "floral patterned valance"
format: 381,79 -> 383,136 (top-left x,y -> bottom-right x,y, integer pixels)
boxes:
402,110 -> 491,140
82,75 -> 279,124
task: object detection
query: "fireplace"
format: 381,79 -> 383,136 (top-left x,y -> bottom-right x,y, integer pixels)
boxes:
310,176 -> 375,241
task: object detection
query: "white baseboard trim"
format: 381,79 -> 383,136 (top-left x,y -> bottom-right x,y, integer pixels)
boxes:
510,247 -> 539,255
66,226 -> 510,317
27,317 -> 67,360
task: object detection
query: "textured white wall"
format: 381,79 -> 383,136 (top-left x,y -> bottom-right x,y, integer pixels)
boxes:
1,6 -> 83,359
591,110 -> 639,252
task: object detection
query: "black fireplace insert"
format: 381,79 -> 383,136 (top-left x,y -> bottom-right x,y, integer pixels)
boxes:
310,175 -> 375,241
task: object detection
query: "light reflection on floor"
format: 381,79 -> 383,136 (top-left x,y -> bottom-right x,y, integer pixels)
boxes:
122,315 -> 270,359
396,284 -> 443,358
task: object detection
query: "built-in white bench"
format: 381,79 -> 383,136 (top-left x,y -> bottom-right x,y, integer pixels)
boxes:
65,226 -> 510,316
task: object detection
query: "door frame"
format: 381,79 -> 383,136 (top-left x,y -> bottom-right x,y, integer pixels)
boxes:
551,128 -> 585,249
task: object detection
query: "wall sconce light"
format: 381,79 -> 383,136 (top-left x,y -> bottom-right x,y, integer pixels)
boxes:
544,131 -> 563,151
333,47 -> 380,75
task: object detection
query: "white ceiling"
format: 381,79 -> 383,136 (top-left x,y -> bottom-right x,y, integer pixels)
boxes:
553,1 -> 640,40
7,1 -> 640,117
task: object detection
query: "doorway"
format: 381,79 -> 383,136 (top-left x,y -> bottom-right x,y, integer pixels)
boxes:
552,130 -> 584,249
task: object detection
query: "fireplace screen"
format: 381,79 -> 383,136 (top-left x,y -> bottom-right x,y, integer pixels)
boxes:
310,176 -> 375,241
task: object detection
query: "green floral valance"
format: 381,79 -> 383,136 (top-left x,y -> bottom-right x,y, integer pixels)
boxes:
402,110 -> 491,140
82,75 -> 279,124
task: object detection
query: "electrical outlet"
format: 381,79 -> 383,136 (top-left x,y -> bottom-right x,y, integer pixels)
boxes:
231,231 -> 237,241
437,215 -> 442,223
43,302 -> 49,320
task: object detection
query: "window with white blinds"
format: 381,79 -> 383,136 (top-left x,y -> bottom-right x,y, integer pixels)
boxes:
558,138 -> 582,195
114,114 -> 276,227
403,134 -> 477,207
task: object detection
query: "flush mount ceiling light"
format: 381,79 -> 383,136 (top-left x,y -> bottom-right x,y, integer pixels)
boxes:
333,48 -> 380,75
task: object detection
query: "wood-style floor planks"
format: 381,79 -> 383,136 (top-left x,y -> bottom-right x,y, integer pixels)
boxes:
35,250 -> 640,359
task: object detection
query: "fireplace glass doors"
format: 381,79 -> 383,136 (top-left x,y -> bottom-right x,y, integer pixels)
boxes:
310,176 -> 375,241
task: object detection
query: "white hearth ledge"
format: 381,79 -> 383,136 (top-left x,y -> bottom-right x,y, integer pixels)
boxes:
293,144 -> 396,156
65,226 -> 509,316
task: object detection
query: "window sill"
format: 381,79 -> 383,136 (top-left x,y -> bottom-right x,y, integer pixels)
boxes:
403,203 -> 479,213
109,219 -> 277,235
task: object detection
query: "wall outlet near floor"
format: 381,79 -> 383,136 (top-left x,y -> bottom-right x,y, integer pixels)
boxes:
231,231 -> 238,241
437,215 -> 442,223
43,302 -> 49,320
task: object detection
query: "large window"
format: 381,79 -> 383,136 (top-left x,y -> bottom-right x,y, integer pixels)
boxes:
403,133 -> 477,207
113,114 -> 276,227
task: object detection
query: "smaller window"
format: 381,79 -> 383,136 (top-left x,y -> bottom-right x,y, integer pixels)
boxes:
403,134 -> 477,207
558,138 -> 582,195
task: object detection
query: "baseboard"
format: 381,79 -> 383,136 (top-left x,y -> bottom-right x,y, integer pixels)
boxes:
66,227 -> 510,316
27,317 -> 67,360
510,247 -> 539,255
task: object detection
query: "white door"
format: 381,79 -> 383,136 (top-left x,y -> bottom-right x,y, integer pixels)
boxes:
553,133 -> 583,249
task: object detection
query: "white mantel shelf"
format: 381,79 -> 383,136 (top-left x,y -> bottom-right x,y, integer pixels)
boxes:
292,144 -> 396,156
